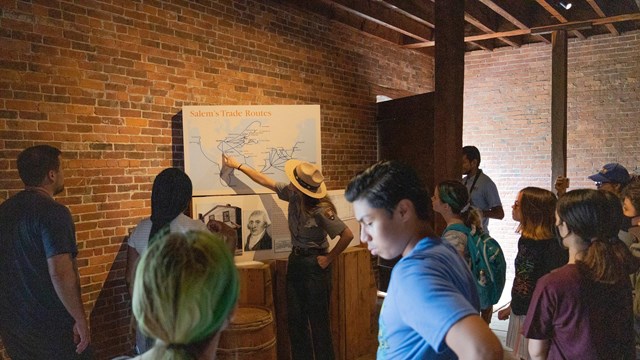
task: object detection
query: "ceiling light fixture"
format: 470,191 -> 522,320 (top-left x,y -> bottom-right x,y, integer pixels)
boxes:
558,1 -> 572,10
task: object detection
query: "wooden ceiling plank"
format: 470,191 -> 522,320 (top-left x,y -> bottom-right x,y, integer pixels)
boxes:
466,29 -> 531,42
532,13 -> 640,34
464,12 -> 520,47
405,28 -> 528,48
464,13 -> 493,33
534,0 -> 585,39
591,12 -> 640,25
586,0 -> 620,35
403,41 -> 436,49
372,0 -> 434,28
317,0 -> 431,42
404,11 -> 640,48
532,21 -> 592,34
478,0 -> 551,43
469,40 -> 495,51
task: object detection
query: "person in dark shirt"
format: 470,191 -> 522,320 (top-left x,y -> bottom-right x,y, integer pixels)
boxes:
524,189 -> 638,359
497,187 -> 568,360
0,145 -> 91,359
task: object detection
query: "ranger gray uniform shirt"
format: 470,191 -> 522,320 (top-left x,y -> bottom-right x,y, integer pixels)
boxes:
275,182 -> 347,250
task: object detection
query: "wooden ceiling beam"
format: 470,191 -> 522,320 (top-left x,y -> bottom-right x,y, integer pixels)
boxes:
465,29 -> 530,42
371,0 -> 434,28
586,0 -> 620,35
469,39 -> 495,51
478,0 -> 551,43
403,12 -> 640,48
431,0 -> 521,48
317,0 -> 432,43
532,13 -> 640,34
465,16 -> 520,47
534,0 -> 585,39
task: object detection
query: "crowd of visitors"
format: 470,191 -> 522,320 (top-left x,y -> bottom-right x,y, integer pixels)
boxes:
2,144 -> 638,360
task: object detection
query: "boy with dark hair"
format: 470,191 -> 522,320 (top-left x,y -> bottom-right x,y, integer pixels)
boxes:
345,160 -> 503,360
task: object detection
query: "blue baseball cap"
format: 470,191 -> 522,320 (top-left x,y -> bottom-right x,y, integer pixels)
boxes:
588,163 -> 630,185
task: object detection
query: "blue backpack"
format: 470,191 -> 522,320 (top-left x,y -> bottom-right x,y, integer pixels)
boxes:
444,224 -> 507,309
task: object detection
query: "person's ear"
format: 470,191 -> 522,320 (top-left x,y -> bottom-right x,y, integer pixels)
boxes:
395,199 -> 414,220
43,169 -> 57,185
557,221 -> 570,239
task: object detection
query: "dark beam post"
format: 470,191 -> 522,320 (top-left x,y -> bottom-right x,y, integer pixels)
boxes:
551,30 -> 568,190
434,0 -> 465,182
434,0 -> 465,232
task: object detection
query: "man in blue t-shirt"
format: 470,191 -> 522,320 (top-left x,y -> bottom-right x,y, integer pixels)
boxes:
345,161 -> 503,360
0,145 -> 91,359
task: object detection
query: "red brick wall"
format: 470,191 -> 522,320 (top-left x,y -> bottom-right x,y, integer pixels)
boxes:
0,0 -> 432,358
463,31 -> 640,306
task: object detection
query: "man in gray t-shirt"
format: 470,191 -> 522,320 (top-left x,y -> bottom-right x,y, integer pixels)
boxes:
461,146 -> 504,234
461,146 -> 504,324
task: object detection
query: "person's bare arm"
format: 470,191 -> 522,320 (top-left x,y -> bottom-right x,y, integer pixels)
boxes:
528,339 -> 550,360
483,205 -> 504,220
318,227 -> 354,269
48,253 -> 90,354
445,314 -> 503,360
555,176 -> 570,197
223,154 -> 276,191
125,246 -> 140,298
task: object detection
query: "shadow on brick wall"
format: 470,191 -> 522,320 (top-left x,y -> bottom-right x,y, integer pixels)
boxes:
171,111 -> 185,169
89,238 -> 135,360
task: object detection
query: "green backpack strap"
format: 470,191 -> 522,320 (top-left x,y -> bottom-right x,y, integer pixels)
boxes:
444,223 -> 473,239
444,223 -> 480,255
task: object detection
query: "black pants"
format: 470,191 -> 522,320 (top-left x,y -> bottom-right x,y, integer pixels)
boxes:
287,253 -> 334,360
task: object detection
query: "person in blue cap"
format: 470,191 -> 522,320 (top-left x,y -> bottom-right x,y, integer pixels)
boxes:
587,162 -> 632,196
557,162 -> 635,246
556,162 -> 631,197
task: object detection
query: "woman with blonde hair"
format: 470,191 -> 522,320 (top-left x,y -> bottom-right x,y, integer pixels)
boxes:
498,187 -> 568,360
524,189 -> 638,359
131,230 -> 239,360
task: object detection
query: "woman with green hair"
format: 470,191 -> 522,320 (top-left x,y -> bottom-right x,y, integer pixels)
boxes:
432,180 -> 484,259
131,230 -> 239,360
432,180 -> 493,322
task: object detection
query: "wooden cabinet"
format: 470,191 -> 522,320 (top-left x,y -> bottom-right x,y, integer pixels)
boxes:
330,246 -> 378,360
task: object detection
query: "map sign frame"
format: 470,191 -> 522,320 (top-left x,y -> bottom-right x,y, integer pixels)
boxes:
183,105 -> 321,196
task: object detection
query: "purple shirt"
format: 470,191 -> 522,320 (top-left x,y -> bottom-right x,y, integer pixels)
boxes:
524,264 -> 634,359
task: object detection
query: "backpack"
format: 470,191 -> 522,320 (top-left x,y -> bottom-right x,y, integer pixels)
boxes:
444,224 -> 507,309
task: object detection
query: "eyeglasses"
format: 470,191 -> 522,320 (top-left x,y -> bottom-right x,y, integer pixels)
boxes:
595,182 -> 602,189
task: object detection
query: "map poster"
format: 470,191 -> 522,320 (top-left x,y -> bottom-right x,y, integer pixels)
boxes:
183,105 -> 321,196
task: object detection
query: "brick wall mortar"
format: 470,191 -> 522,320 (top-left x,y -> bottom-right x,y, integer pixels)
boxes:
0,0 -> 432,358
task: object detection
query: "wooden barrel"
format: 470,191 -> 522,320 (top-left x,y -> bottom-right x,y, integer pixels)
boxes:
216,305 -> 277,360
236,261 -> 274,309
